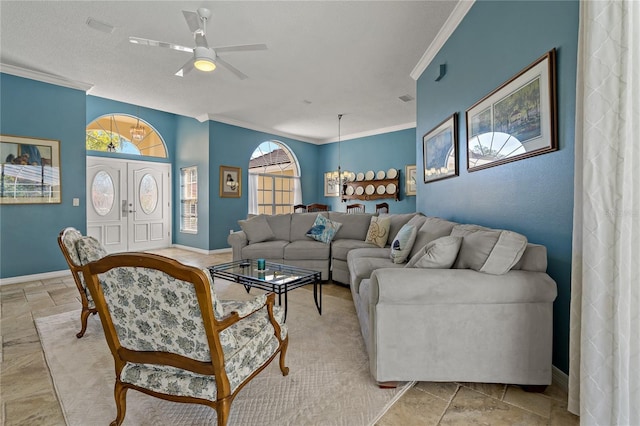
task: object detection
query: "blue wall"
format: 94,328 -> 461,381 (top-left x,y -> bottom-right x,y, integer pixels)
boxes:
0,74 -> 87,278
174,116 -> 210,250
319,128 -> 417,213
416,0 -> 578,373
208,121 -> 322,249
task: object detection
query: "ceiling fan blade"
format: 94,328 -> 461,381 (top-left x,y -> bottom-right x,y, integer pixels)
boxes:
215,57 -> 248,80
129,37 -> 193,53
182,10 -> 202,34
213,43 -> 267,53
175,58 -> 195,77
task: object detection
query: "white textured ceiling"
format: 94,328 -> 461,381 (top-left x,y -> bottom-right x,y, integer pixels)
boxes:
0,1 -> 459,143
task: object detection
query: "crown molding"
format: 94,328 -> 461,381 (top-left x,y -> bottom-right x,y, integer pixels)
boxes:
410,0 -> 475,81
320,122 -> 416,144
196,113 -> 322,144
0,63 -> 93,92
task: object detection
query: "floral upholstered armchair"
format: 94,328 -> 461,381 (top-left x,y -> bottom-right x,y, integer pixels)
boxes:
57,227 -> 107,338
81,252 -> 289,426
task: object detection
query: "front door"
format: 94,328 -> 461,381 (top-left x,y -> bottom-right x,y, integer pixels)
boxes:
87,157 -> 171,252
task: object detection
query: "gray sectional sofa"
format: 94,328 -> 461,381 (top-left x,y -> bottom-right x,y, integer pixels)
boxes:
228,211 -> 557,387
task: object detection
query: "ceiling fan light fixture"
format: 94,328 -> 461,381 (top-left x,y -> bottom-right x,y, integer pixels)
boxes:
194,46 -> 216,72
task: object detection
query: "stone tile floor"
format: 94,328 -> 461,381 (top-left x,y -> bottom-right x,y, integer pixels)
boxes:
0,248 -> 579,425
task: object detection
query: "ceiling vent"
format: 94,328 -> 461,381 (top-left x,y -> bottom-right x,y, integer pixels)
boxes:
86,18 -> 115,34
399,94 -> 415,102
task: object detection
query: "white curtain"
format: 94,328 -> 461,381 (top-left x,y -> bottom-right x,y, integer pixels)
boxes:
293,176 -> 302,206
247,173 -> 259,215
569,1 -> 640,424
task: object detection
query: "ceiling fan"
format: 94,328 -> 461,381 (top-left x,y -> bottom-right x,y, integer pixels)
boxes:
129,8 -> 267,79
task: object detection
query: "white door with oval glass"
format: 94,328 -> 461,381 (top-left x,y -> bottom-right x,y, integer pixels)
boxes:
87,157 -> 170,252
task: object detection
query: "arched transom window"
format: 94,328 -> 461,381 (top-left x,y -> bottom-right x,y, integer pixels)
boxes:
86,114 -> 167,158
248,141 -> 301,215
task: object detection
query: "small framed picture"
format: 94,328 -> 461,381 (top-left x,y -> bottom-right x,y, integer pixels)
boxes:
423,113 -> 459,183
405,165 -> 416,196
219,165 -> 241,198
324,171 -> 340,197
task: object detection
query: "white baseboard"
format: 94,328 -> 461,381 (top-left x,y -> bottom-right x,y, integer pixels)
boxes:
171,244 -> 232,255
0,269 -> 70,286
552,365 -> 569,392
0,246 -> 230,286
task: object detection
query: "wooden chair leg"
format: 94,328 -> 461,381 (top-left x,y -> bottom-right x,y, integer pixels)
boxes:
279,338 -> 290,376
76,308 -> 91,338
216,398 -> 231,426
110,380 -> 128,426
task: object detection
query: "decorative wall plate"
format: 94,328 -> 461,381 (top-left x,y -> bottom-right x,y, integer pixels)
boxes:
355,186 -> 365,195
386,183 -> 396,194
387,168 -> 398,179
376,170 -> 385,179
346,186 -> 355,195
356,172 -> 365,181
365,184 -> 375,195
376,185 -> 386,194
365,170 -> 375,180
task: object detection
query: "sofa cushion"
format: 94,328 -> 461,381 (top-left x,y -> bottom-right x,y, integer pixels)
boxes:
242,240 -> 289,260
332,239 -> 379,261
350,256 -> 403,291
284,240 -> 330,260
380,213 -> 422,243
291,212 -> 327,241
306,214 -> 342,244
238,215 -> 275,244
451,224 -> 528,275
410,216 -> 458,259
365,216 -> 391,248
265,214 -> 291,242
390,224 -> 417,264
511,243 -> 548,272
330,212 -> 375,240
406,236 -> 462,269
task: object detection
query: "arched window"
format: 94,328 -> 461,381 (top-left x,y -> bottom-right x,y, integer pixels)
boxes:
86,114 -> 167,158
248,141 -> 301,215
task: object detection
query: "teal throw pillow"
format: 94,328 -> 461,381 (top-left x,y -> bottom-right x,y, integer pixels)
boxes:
306,214 -> 342,244
390,224 -> 417,264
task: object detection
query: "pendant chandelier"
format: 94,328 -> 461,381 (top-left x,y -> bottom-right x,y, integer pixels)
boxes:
130,106 -> 146,142
129,116 -> 146,142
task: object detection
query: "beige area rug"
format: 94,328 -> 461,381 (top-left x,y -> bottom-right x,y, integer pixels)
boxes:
36,280 -> 414,425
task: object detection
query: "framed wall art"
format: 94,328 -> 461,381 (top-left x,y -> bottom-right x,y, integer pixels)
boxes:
219,165 -> 241,198
466,48 -> 557,172
324,171 -> 340,197
423,113 -> 459,183
405,165 -> 416,196
0,134 -> 61,204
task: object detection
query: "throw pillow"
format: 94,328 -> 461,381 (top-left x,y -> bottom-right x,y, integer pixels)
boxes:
451,224 -> 528,275
238,215 -> 275,244
405,236 -> 462,269
306,214 -> 342,244
75,236 -> 108,265
365,216 -> 391,248
390,224 -> 417,264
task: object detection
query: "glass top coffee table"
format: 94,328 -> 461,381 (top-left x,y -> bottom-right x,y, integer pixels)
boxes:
208,259 -> 322,322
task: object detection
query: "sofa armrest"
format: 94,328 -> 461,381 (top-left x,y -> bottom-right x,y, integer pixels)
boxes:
368,268 -> 557,306
227,231 -> 248,261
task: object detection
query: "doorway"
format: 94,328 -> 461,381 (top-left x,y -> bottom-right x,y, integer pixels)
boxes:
86,157 -> 171,252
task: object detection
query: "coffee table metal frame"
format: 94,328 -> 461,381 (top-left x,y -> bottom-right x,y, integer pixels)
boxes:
208,259 -> 322,321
